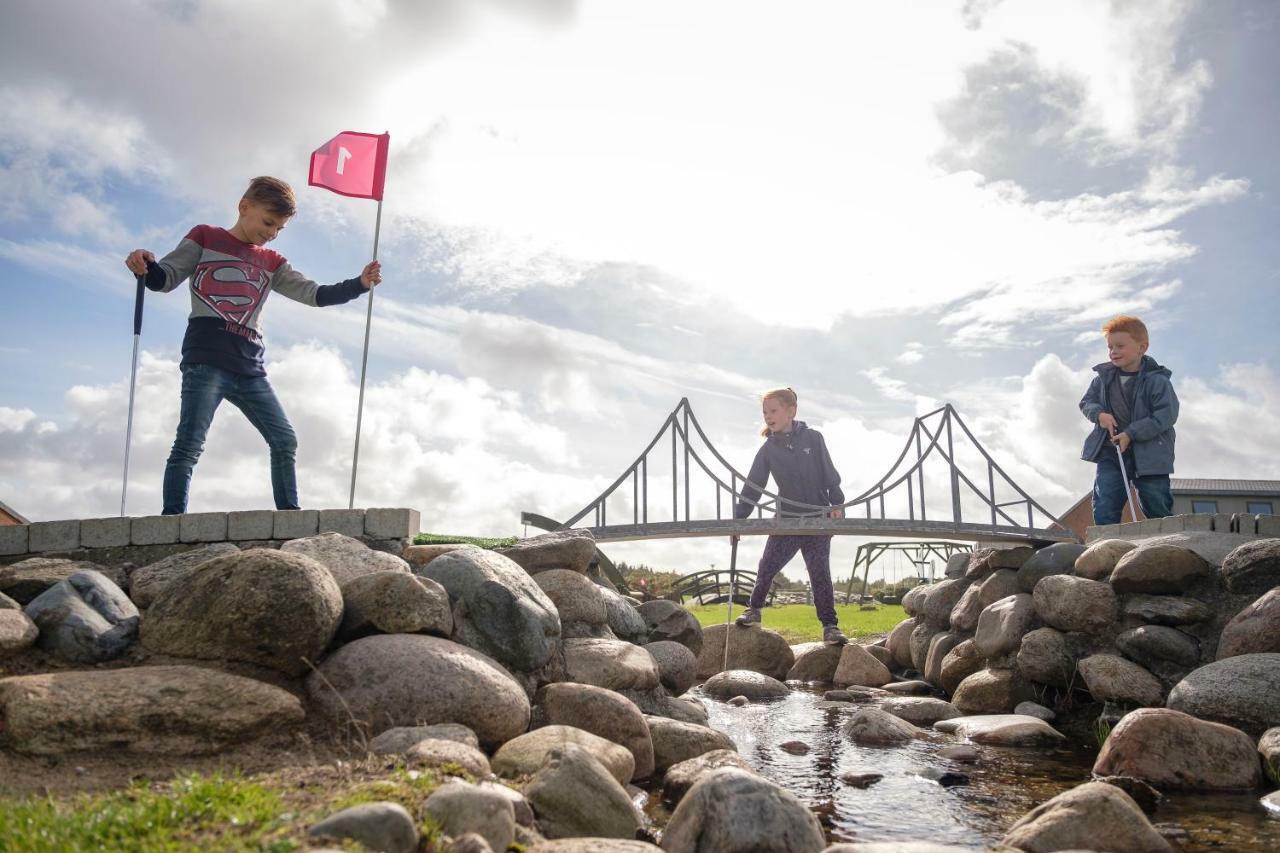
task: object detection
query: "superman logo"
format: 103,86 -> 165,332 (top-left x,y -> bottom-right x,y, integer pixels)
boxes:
191,261 -> 269,324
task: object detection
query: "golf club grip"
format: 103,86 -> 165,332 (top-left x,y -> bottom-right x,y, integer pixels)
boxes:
133,274 -> 145,335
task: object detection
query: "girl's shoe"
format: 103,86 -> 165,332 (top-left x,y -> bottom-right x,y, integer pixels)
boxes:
735,607 -> 762,626
823,625 -> 849,645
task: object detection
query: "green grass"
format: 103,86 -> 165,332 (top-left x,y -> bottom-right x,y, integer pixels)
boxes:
412,532 -> 518,549
687,602 -> 906,644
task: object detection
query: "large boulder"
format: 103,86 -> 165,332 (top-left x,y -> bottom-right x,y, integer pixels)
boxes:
307,634 -> 530,748
601,587 -> 648,643
832,644 -> 892,688
0,558 -> 126,605
1216,587 -> 1280,659
951,668 -> 1033,714
637,600 -> 703,655
1033,575 -> 1117,634
921,578 -> 971,629
23,571 -> 139,663
280,531 -> 410,586
0,608 -> 37,656
886,617 -> 917,669
337,571 -> 452,641
1166,653 -> 1280,736
1115,625 -> 1199,687
646,716 -> 736,773
974,594 -> 1036,659
786,643 -> 843,683
525,744 -> 641,840
662,768 -> 824,853
424,781 -> 517,853
369,724 -> 479,755
1078,654 -> 1164,706
1000,781 -> 1171,852
965,546 -> 1034,580
939,639 -> 984,696
1110,545 -> 1214,595
532,683 -> 655,781
1093,708 -> 1261,791
877,696 -> 959,727
401,542 -> 468,569
950,569 -> 1019,632
646,640 -> 698,695
934,714 -> 1065,747
498,530 -> 597,575
1015,627 -> 1076,688
900,584 -> 926,616
841,707 -> 922,745
923,631 -> 966,687
703,669 -> 789,701
1219,539 -> 1280,595
494,725 -> 634,785
697,623 -> 793,680
129,542 -> 239,607
909,622 -> 936,672
662,749 -> 758,805
0,666 -> 303,754
1017,543 -> 1087,592
419,546 -> 561,672
308,803 -> 418,853
563,638 -> 661,691
142,549 -> 342,676
1075,539 -> 1138,581
535,569 -> 609,638
1122,593 -> 1211,626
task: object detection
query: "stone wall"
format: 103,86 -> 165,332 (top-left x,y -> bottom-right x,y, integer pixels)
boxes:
0,507 -> 421,568
1087,512 -> 1280,543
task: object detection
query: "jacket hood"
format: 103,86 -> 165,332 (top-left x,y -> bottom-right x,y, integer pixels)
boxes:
1092,354 -> 1171,379
769,420 -> 809,440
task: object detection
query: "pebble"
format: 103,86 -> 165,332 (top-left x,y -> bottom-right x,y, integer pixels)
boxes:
840,771 -> 883,788
779,741 -> 810,755
728,695 -> 749,706
917,767 -> 970,787
937,745 -> 980,764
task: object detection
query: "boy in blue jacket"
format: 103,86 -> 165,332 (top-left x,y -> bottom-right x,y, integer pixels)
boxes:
1079,315 -> 1179,525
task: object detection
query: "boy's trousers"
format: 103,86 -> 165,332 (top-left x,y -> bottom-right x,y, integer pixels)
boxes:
1092,450 -> 1173,525
748,534 -> 838,627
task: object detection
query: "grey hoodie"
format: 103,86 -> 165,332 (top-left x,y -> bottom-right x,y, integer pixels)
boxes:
734,421 -> 845,518
1079,355 -> 1178,476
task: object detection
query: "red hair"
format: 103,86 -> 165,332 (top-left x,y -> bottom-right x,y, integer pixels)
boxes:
760,387 -> 798,436
1102,315 -> 1149,346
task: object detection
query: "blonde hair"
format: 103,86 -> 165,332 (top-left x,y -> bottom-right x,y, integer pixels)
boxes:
1102,315 -> 1149,346
243,176 -> 297,218
760,387 -> 798,436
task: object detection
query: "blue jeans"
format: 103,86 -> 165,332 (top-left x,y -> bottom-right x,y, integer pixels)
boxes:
1092,451 -> 1173,525
749,535 -> 838,626
162,363 -> 299,514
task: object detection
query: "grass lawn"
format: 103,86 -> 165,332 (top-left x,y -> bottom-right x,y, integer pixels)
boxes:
687,602 -> 906,644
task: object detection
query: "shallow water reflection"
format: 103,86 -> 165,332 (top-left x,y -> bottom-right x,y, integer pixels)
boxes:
687,684 -> 1280,851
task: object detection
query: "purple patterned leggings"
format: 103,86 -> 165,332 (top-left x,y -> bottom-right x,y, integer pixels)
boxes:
748,535 -> 837,626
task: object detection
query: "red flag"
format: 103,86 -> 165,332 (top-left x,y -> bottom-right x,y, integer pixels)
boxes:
309,131 -> 389,200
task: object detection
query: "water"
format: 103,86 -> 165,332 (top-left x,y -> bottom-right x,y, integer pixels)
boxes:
658,684 -> 1280,851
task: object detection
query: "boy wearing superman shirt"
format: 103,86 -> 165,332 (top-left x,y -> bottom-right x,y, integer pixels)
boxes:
124,176 -> 381,514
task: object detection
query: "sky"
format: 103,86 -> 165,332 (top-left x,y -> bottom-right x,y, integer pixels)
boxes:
2,0 -> 1278,585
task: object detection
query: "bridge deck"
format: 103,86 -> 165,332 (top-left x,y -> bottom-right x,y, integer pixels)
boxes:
583,517 -> 1074,544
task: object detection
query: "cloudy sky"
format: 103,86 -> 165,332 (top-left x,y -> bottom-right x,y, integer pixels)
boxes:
2,0 -> 1277,584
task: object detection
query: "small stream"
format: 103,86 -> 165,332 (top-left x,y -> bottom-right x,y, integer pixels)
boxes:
647,684 -> 1280,851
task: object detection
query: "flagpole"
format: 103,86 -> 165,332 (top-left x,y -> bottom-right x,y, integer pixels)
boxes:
348,197 -> 382,510
121,273 -> 145,516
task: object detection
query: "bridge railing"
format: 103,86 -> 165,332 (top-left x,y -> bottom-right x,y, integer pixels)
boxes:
557,398 -> 1071,540
669,568 -> 763,607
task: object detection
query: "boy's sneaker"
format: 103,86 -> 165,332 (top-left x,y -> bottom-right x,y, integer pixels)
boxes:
735,607 -> 762,627
823,625 -> 848,646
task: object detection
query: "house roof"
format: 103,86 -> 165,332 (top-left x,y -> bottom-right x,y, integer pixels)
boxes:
1170,479 -> 1280,496
0,499 -> 29,524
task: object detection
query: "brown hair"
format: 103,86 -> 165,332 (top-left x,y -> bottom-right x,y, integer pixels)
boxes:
242,176 -> 297,218
1102,315 -> 1149,346
760,387 -> 798,436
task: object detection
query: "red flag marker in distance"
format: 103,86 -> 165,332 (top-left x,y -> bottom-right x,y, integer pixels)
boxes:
309,131 -> 389,200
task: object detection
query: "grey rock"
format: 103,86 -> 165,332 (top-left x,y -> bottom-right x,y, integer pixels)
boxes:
128,542 -> 239,608
142,548 -> 342,676
839,771 -> 885,788
1093,707 -> 1261,791
424,781 -> 517,853
338,570 -> 452,641
703,669 -> 789,700
1217,586 -> 1280,659
1078,654 -> 1164,706
937,745 -> 980,763
943,551 -> 970,579
1111,544 -> 1214,595
646,715 -> 736,773
494,725 -> 635,784
974,593 -> 1036,659
1000,783 -> 1171,853
527,841 -> 660,853
1166,653 -> 1280,736
24,570 -> 139,663
645,640 -> 698,695
935,714 -> 1065,746
0,608 -> 38,656
950,569 -> 1019,632
307,634 -> 530,748
536,569 -> 609,636
661,768 -> 825,853
0,558 -> 126,605
1117,625 -> 1200,668
909,621 -> 935,672
662,748 -> 757,804
404,738 -> 492,777
786,643 -> 843,682
533,683 -> 655,781
938,639 -> 983,696
601,586 -> 648,643
637,599 -> 703,655
841,707 -> 922,745
0,665 -> 303,754
965,545 -> 1034,580
308,802 -> 418,853
1033,574 -> 1118,634
1122,593 -> 1211,626
419,546 -> 561,672
445,833 -> 494,853
498,529 -> 597,575
921,578 -> 971,629
1014,701 -> 1056,721
524,744 -> 641,840
368,724 -> 479,755
833,644 -> 892,688
881,680 -> 935,696
877,696 -> 959,726
1075,539 -> 1138,581
1219,538 -> 1280,595
886,617 -> 917,669
0,591 -> 20,610
1017,543 -> 1087,592
922,631 -> 965,688
280,531 -> 410,587
1259,726 -> 1280,768
563,637 -> 660,690
951,668 -> 1034,714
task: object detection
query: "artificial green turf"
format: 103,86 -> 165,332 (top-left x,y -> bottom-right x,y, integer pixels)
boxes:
412,532 -> 518,549
687,602 -> 907,644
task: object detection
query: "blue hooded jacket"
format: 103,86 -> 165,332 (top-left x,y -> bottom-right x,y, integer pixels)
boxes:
1079,355 -> 1178,476
734,421 -> 845,518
